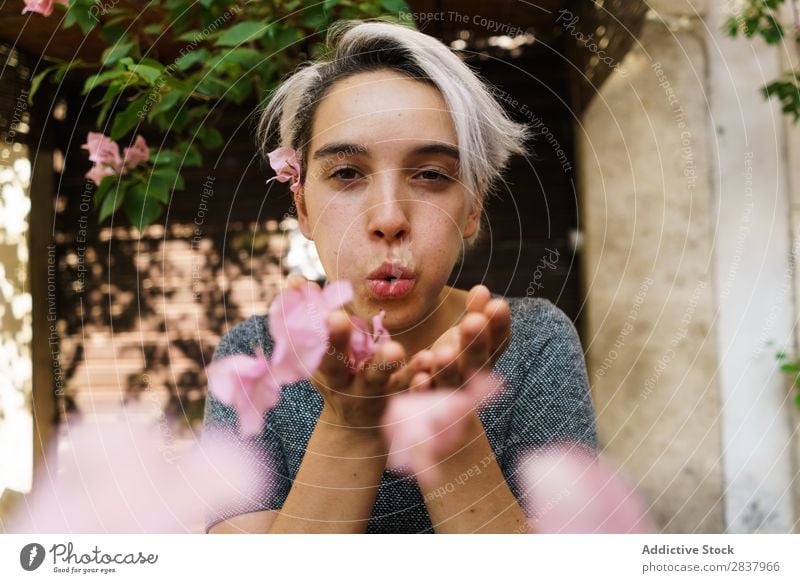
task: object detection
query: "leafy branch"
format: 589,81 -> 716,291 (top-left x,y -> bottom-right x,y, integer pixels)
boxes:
725,0 -> 800,122
28,0 -> 415,229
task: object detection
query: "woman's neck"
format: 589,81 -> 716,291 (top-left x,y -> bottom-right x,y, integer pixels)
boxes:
389,286 -> 469,359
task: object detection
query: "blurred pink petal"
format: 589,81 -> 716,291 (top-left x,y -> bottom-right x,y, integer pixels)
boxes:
349,310 -> 390,368
268,280 -> 353,385
123,135 -> 150,170
206,347 -> 280,436
382,370 -> 504,483
8,414 -> 263,533
85,163 -> 117,187
21,0 -> 67,17
266,146 -> 301,194
81,132 -> 123,172
522,443 -> 654,533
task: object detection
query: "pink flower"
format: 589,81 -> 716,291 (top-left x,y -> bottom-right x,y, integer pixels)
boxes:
521,443 -> 655,533
123,134 -> 150,170
207,279 -> 391,438
268,279 -> 354,385
349,311 -> 391,368
206,347 -> 281,436
21,0 -> 67,17
8,414 -> 264,533
82,132 -> 123,186
266,146 -> 301,194
85,163 -> 117,187
382,370 -> 504,483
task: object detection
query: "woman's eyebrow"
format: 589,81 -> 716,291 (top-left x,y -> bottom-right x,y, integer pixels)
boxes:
312,142 -> 460,161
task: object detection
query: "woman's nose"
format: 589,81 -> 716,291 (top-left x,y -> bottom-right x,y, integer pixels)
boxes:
366,181 -> 411,243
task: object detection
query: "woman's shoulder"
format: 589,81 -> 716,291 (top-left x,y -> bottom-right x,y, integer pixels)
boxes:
499,295 -> 583,363
213,314 -> 272,361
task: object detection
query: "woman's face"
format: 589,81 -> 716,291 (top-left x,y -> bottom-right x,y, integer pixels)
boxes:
296,69 -> 481,332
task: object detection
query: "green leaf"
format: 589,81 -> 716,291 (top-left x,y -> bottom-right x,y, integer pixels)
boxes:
128,63 -> 163,85
101,41 -> 134,66
780,362 -> 800,373
93,174 -> 117,207
124,182 -> 163,230
143,24 -> 163,35
82,69 -> 128,95
145,173 -> 173,203
148,90 -> 184,121
223,48 -> 263,69
215,21 -> 268,46
28,65 -> 60,104
175,48 -> 209,71
110,94 -> 149,140
225,76 -> 253,104
151,150 -> 179,166
98,181 -> 127,222
197,126 -> 224,149
795,392 -> 800,409
380,0 -> 408,12
183,145 -> 203,167
177,30 -> 206,43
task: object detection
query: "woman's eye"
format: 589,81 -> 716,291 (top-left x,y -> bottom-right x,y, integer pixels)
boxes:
418,169 -> 453,182
329,167 -> 361,181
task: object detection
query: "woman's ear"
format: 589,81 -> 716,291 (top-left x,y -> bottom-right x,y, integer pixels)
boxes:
294,186 -> 313,240
463,189 -> 484,240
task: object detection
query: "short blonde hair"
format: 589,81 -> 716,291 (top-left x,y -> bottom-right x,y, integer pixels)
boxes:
256,18 -> 531,242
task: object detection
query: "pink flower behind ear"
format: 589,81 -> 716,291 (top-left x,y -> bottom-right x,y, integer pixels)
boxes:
268,279 -> 353,385
522,443 -> 655,533
206,348 -> 280,436
382,370 -> 504,483
21,0 -> 67,17
123,135 -> 150,170
8,415 -> 263,533
266,146 -> 301,194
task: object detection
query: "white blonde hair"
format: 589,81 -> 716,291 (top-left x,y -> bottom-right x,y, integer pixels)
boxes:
256,18 -> 531,243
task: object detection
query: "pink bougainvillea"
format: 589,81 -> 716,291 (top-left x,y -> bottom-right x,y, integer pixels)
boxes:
522,442 -> 655,533
207,279 -> 390,436
21,0 -> 68,17
81,132 -> 150,186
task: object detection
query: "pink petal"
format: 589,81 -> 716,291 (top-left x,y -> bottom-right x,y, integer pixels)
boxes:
268,280 -> 356,384
521,443 -> 655,533
382,370 -> 503,482
8,414 -> 263,533
123,134 -> 150,170
22,0 -> 62,17
205,349 -> 279,437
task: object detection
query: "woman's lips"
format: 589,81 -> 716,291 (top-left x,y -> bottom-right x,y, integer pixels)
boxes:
366,277 -> 415,299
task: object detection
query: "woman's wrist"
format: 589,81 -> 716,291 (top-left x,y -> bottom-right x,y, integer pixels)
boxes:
318,405 -> 389,453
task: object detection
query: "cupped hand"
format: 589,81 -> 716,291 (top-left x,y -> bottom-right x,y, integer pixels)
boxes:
403,284 -> 512,392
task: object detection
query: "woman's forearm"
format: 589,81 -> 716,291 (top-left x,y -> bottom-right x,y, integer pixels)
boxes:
417,412 -> 530,533
268,406 -> 389,533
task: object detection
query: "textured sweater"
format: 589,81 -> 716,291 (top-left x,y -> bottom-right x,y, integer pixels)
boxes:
202,296 -> 598,533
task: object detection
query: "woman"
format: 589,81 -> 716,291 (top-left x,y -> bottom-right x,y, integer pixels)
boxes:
204,18 -> 597,534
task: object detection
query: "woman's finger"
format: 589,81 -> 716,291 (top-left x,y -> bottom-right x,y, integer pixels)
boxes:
387,349 -> 433,394
485,298 -> 511,363
466,284 -> 491,314
363,341 -> 405,395
460,312 -> 491,374
409,371 -> 432,392
431,344 -> 461,388
316,310 -> 352,390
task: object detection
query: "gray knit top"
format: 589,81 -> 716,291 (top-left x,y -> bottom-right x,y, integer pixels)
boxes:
202,296 -> 598,533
